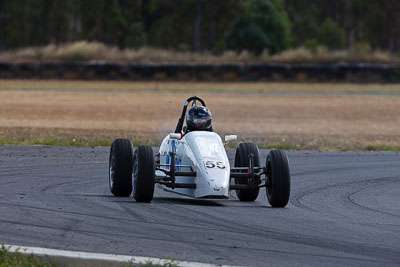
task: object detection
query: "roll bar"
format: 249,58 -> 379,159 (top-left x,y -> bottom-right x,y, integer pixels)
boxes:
174,96 -> 206,133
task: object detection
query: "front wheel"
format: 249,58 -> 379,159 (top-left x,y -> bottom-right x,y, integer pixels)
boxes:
132,146 -> 155,202
234,142 -> 260,202
109,139 -> 134,196
266,150 -> 291,207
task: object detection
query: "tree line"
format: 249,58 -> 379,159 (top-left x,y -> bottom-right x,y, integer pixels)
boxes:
0,0 -> 399,55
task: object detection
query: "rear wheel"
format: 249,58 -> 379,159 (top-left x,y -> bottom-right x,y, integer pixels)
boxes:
132,146 -> 155,202
266,150 -> 291,207
109,139 -> 133,196
234,143 -> 260,201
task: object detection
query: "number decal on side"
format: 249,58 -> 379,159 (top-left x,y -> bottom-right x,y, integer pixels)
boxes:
205,161 -> 215,168
205,161 -> 225,169
216,162 -> 226,169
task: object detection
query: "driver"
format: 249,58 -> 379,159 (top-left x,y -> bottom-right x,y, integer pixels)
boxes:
186,106 -> 213,132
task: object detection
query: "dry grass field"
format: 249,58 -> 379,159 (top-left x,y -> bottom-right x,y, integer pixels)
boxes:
2,79 -> 400,94
1,80 -> 400,150
0,41 -> 397,64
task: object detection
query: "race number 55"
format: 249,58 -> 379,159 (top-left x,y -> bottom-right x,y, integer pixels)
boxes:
205,161 -> 225,169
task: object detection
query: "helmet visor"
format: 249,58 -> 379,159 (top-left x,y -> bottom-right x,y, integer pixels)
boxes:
193,118 -> 208,126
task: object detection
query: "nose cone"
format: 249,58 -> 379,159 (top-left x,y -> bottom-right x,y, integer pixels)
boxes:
183,131 -> 231,198
198,167 -> 230,197
209,178 -> 228,192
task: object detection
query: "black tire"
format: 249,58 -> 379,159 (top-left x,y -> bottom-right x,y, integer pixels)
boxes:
234,143 -> 260,201
109,139 -> 133,196
266,150 -> 291,208
132,146 -> 155,202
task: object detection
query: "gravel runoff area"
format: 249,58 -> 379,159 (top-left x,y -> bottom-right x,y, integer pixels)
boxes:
0,145 -> 399,266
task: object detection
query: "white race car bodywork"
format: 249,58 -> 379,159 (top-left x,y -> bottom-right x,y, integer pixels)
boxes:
156,131 -> 231,198
109,96 -> 290,207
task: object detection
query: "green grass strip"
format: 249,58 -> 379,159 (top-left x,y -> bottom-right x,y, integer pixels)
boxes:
1,137 -> 400,151
0,244 -> 56,267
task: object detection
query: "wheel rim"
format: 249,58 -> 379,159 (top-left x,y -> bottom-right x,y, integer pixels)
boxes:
109,151 -> 116,188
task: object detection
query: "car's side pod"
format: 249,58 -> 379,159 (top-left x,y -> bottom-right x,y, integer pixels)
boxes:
155,151 -> 197,189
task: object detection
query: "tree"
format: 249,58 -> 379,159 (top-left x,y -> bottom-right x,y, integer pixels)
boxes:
224,0 -> 292,55
316,18 -> 346,50
284,0 -> 319,47
0,0 -> 398,54
193,0 -> 202,52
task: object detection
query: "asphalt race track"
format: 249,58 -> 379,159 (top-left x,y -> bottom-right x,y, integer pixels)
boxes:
1,146 -> 400,266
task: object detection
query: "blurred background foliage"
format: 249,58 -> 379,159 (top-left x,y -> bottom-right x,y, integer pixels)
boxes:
0,0 -> 399,56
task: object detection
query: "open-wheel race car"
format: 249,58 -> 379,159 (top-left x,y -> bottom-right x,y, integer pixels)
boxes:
109,96 -> 290,207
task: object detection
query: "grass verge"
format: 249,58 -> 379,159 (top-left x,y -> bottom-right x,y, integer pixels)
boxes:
0,244 -> 55,267
0,137 -> 109,147
1,137 -> 400,151
257,142 -> 400,152
0,136 -> 152,148
0,244 -> 178,267
121,257 -> 178,267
